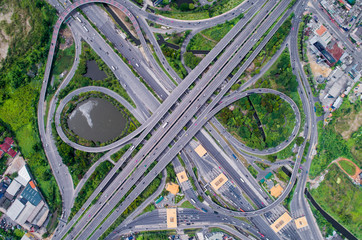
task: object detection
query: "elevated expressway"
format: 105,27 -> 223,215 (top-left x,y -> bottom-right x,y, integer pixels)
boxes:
51,0 -> 276,237
39,0 -> 316,239
58,1 -> 299,239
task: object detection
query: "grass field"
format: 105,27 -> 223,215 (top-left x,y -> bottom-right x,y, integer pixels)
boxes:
187,13 -> 243,51
338,160 -> 356,176
153,0 -> 244,20
310,164 -> 362,239
309,100 -> 361,179
180,200 -> 196,209
52,43 -> 75,77
248,165 -> 258,178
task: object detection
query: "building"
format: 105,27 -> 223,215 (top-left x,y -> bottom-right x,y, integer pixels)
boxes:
194,144 -> 207,157
295,216 -> 309,229
7,199 -> 25,221
176,171 -> 188,183
350,27 -> 362,45
332,96 -> 343,109
313,41 -> 336,66
166,208 -> 177,228
1,164 -> 50,230
21,232 -> 38,240
16,165 -> 31,186
270,184 -> 284,198
165,182 -> 179,195
210,173 -> 228,191
328,80 -> 345,98
6,180 -> 22,198
0,137 -> 17,158
326,42 -> 344,65
270,212 -> 292,233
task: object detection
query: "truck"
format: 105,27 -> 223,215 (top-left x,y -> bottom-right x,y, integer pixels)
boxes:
162,122 -> 168,128
83,26 -> 88,32
190,198 -> 196,204
232,154 -> 237,159
201,208 -> 208,213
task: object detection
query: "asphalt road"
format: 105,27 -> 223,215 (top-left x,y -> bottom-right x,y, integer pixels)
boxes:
62,1 -> 293,239
42,0 -> 327,239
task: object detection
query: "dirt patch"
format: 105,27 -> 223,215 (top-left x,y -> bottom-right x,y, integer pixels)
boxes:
246,62 -> 255,73
200,33 -> 217,43
59,27 -> 74,50
109,5 -> 139,40
335,158 -> 360,178
307,50 -> 332,78
0,11 -> 13,61
194,53 -> 205,58
3,155 -> 26,176
334,109 -> 362,140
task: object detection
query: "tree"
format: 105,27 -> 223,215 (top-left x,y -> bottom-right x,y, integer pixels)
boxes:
296,136 -> 304,146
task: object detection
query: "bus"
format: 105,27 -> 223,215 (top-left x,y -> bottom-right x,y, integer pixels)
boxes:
162,122 -> 168,128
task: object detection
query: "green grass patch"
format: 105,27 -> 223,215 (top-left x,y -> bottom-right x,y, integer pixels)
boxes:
255,161 -> 270,170
141,203 -> 156,215
135,230 -> 177,240
247,165 -> 258,178
175,195 -> 185,204
160,44 -> 187,79
338,160 -> 356,176
180,200 -> 196,209
110,144 -> 132,162
69,161 -> 113,220
58,41 -> 135,107
309,99 -> 361,178
188,13 -> 244,51
52,42 -> 75,77
153,0 -> 244,20
217,93 -> 295,150
310,164 -> 362,239
184,52 -> 202,69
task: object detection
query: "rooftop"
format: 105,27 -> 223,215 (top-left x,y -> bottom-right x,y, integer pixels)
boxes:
176,171 -> 188,183
295,216 -> 309,229
6,180 -> 22,197
194,144 -> 207,157
316,25 -> 327,36
270,212 -> 292,233
165,182 -> 179,195
166,208 -> 177,228
270,184 -> 283,198
21,183 -> 42,206
7,199 -> 25,221
210,173 -> 228,191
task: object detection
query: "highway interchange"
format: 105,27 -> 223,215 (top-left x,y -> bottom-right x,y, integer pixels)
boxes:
35,0 -> 359,239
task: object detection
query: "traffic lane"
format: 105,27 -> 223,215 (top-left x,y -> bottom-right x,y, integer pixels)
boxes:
60,1 -> 288,238
195,132 -> 265,209
87,6 -> 298,238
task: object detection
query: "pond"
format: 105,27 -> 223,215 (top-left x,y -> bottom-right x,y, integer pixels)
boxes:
67,97 -> 128,143
83,60 -> 107,80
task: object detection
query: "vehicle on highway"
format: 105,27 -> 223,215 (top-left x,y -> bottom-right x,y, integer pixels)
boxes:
201,208 -> 208,213
83,26 -> 88,32
162,122 -> 168,128
75,16 -> 82,22
190,198 -> 196,204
